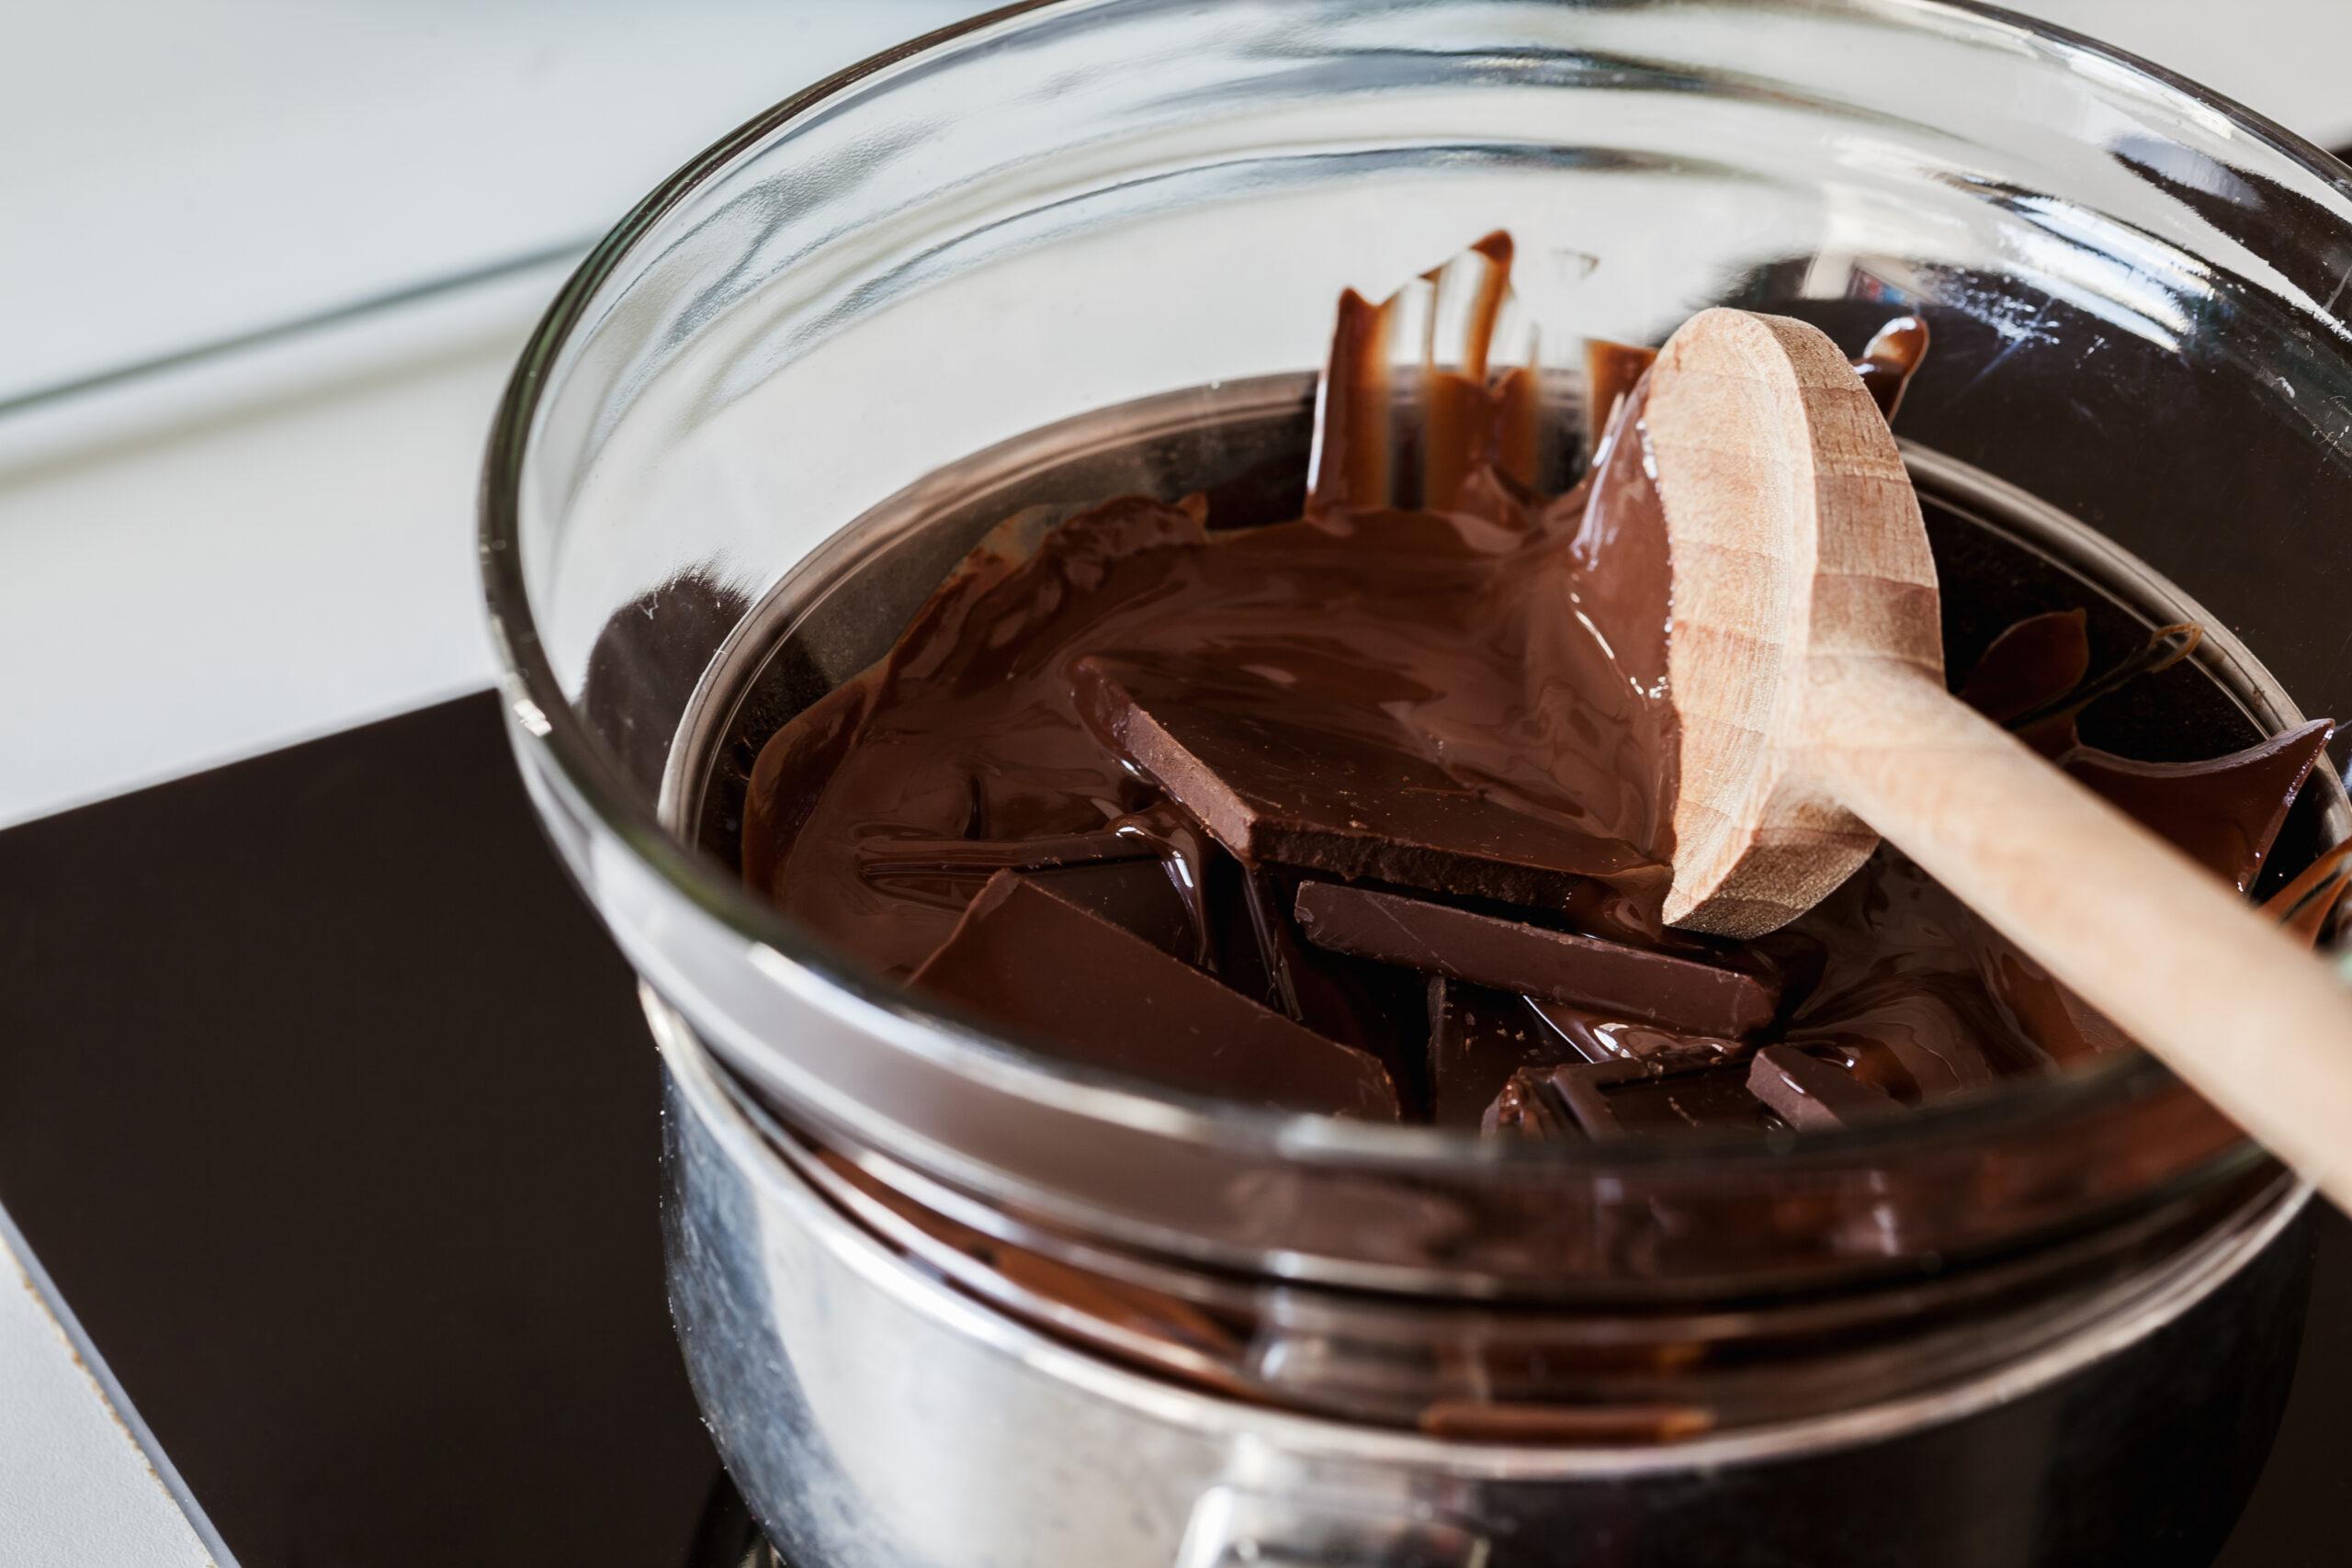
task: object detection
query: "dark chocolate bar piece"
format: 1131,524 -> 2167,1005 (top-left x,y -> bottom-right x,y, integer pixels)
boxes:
1223,862 -> 1430,1111
1293,882 -> 1775,1036
910,871 -> 1399,1120
1428,979 -> 1578,1127
1487,1045 -> 1768,1142
1482,1067 -> 1580,1140
1026,858 -> 1203,963
852,832 -> 1205,964
1745,1044 -> 1904,1130
1072,655 -> 1661,912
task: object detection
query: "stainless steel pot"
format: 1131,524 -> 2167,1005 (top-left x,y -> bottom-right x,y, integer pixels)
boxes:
480,2 -> 2352,1562
657,997 -> 2309,1567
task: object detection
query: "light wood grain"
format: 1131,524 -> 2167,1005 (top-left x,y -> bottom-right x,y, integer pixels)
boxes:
1648,308 -> 1941,935
1646,308 -> 2352,1209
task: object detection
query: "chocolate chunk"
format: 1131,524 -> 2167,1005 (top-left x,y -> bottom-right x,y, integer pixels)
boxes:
1428,979 -> 1577,1127
1072,654 -> 1662,914
1025,858 -> 1203,962
1293,882 -> 1775,1036
2064,718 -> 2335,892
1746,1045 -> 1904,1130
1561,1059 -> 1774,1141
1487,1046 -> 1767,1142
1784,996 -> 2008,1103
849,825 -> 1207,959
1482,1068 -> 1580,1141
1227,864 -> 1430,1110
910,871 -> 1398,1120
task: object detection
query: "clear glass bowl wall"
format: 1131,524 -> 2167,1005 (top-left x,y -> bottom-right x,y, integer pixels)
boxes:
484,0 -> 2352,1308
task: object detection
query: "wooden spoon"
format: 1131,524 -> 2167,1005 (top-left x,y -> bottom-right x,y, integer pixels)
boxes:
1637,307 -> 2352,1204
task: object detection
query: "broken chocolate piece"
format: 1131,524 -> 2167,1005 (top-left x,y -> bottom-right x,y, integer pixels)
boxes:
1746,1044 -> 1905,1130
1294,882 -> 1775,1036
1428,979 -> 1577,1127
1222,861 -> 1431,1111
1482,1067 -> 1580,1140
1023,858 -> 1204,962
1074,654 -> 1663,915
1501,1049 -> 1773,1142
2064,718 -> 2334,892
910,871 -> 1399,1119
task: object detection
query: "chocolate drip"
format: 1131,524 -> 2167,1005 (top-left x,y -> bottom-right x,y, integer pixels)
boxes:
1854,314 -> 1930,422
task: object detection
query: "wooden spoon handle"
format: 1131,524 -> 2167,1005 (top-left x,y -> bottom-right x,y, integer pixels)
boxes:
1806,655 -> 2352,1205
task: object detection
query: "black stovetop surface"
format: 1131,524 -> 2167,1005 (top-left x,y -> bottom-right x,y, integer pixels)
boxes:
0,692 -> 2343,1566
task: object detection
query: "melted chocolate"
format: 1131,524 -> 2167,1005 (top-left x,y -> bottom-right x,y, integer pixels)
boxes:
741,232 -> 2343,1137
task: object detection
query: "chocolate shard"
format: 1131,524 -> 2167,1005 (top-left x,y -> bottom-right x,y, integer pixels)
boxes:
1071,654 -> 1663,913
1293,882 -> 1776,1037
1489,1045 -> 1770,1142
1025,858 -> 1203,962
1481,1066 -> 1581,1141
1228,863 -> 1430,1111
910,871 -> 1399,1120
1428,978 -> 1578,1127
1745,1045 -> 1905,1131
2064,717 -> 2335,893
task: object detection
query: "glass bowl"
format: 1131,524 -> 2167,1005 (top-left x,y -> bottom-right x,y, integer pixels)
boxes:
480,0 -> 2352,1315
481,2 -> 2352,1558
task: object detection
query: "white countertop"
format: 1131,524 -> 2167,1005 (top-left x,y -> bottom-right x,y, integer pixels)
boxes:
2,1 -> 2345,1561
